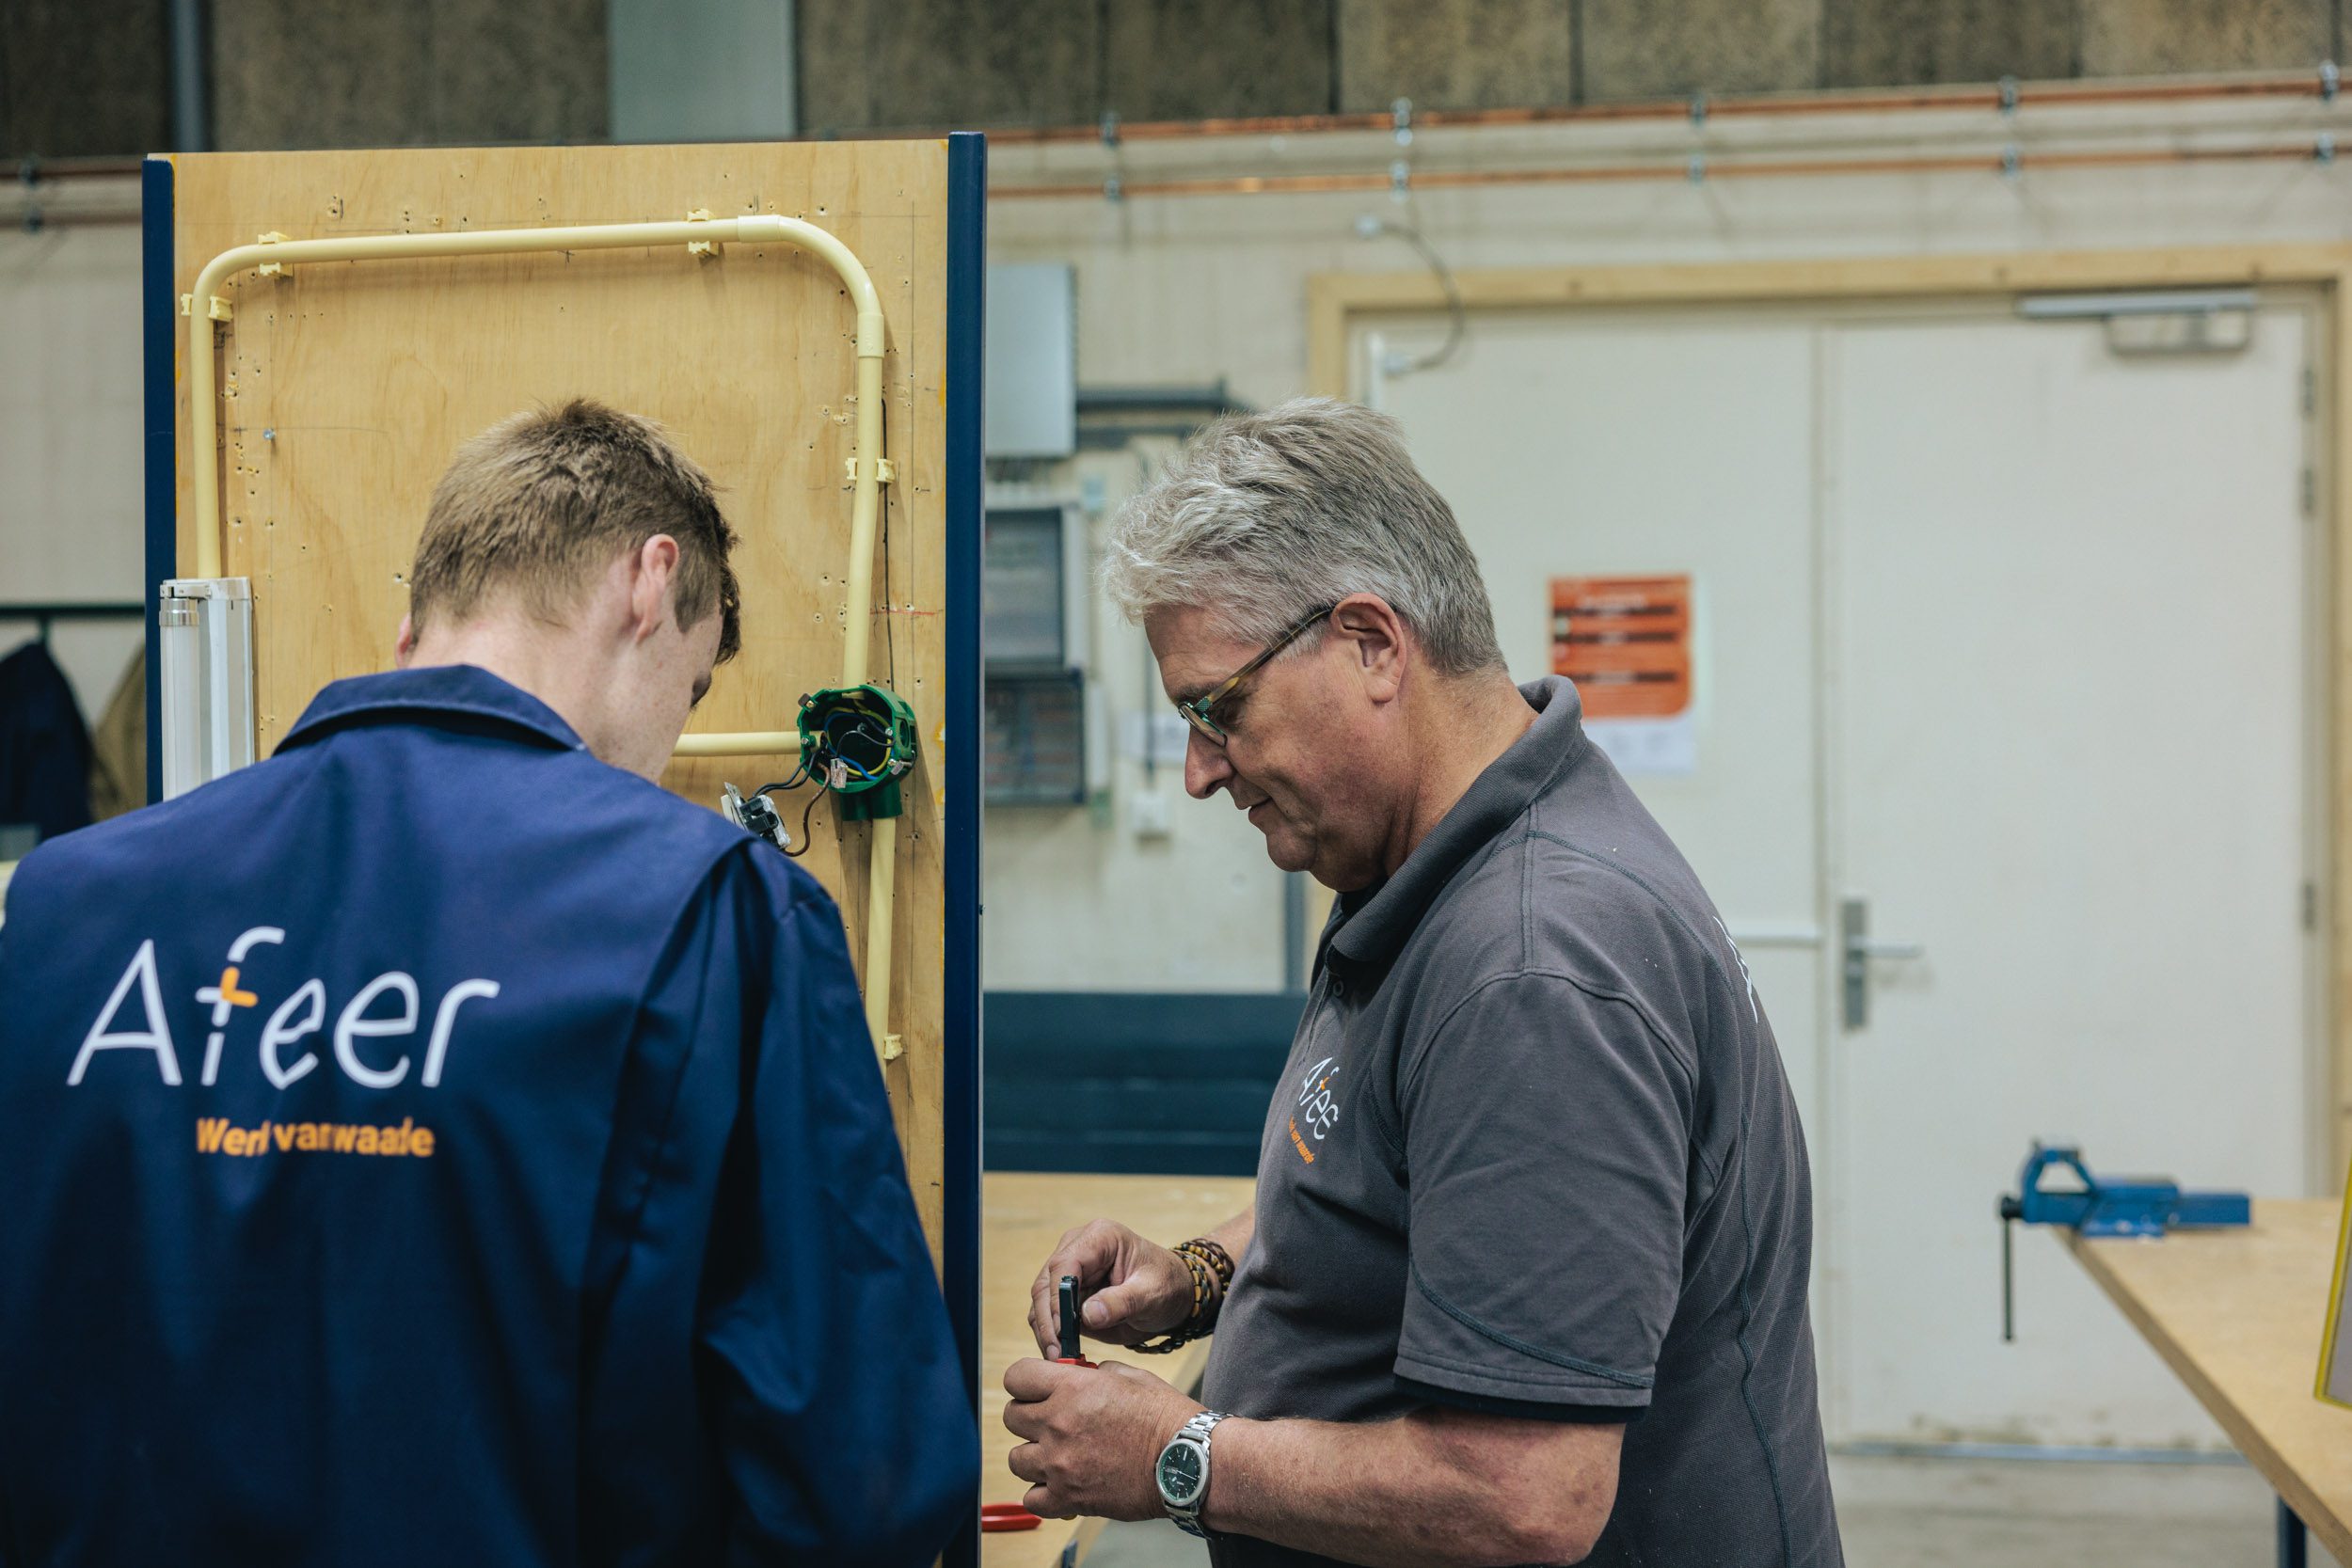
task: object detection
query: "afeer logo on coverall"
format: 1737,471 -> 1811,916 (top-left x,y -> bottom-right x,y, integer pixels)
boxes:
65,927 -> 501,1159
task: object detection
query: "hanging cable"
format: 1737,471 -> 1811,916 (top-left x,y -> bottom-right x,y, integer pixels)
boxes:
1353,214 -> 1467,376
784,787 -> 823,858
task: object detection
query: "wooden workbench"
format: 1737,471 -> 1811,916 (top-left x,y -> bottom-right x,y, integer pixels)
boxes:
2066,1198 -> 2352,1563
983,1172 -> 1256,1568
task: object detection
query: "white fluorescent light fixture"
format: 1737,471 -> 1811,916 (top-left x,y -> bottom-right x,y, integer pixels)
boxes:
2017,289 -> 2258,319
158,578 -> 256,800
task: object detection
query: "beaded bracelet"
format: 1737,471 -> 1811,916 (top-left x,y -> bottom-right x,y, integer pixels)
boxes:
1177,1236 -> 1235,1293
1132,1239 -> 1231,1354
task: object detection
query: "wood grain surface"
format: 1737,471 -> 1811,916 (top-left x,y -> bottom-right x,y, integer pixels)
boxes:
167,141 -> 954,1258
2067,1197 -> 2352,1560
982,1171 -> 1257,1568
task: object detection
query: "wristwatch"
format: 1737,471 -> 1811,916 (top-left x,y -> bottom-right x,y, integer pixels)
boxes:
1154,1409 -> 1227,1539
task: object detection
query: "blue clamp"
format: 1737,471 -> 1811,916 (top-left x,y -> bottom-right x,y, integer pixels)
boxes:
1996,1141 -> 2249,1340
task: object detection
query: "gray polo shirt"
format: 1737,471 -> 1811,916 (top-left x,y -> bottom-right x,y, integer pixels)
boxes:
1200,676 -> 1840,1568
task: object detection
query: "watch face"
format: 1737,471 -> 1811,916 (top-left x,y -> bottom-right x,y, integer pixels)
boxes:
1156,1440 -> 1206,1507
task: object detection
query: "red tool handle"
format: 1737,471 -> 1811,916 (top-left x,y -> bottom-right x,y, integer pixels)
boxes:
981,1502 -> 1041,1532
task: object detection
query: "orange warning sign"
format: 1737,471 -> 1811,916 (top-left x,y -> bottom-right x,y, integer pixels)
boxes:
1549,575 -> 1692,721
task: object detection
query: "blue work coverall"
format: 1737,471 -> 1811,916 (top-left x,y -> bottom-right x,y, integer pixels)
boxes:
0,665 -> 976,1565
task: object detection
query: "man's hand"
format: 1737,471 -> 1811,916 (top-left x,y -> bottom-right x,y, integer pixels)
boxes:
1002,1358 -> 1203,1522
1026,1220 -> 1197,1354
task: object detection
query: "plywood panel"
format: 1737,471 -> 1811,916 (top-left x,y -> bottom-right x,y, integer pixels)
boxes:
167,140 -> 954,1259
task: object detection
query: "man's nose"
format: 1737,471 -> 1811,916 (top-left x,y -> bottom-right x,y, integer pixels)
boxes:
1184,727 -> 1232,800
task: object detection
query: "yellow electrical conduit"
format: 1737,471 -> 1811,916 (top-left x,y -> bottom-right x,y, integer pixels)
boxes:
184,212 -> 907,1062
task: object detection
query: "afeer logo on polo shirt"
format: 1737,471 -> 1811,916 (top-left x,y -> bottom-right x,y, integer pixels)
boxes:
62,927 -> 501,1160
1288,1054 -> 1341,1164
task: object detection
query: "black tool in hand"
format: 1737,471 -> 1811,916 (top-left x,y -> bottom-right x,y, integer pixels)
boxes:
1056,1275 -> 1096,1368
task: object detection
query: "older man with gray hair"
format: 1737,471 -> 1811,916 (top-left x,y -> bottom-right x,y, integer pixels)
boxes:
1001,399 -> 1841,1567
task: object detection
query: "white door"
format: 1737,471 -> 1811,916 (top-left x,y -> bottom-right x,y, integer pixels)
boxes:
1364,309 -> 1830,1149
1824,305 -> 2318,1446
1357,292 -> 2320,1449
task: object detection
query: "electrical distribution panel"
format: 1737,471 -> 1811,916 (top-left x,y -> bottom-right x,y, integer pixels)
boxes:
983,499 -> 1091,805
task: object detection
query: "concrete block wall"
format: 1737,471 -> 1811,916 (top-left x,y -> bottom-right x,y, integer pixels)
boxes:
2,0 -> 606,159
6,0 -> 2344,158
1,0 -> 171,158
211,0 -> 608,150
799,0 -> 2349,133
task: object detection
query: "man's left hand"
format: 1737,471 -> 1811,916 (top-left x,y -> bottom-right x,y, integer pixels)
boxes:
1002,1357 -> 1204,1522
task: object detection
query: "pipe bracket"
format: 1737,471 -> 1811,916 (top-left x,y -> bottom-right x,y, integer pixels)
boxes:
181,293 -> 233,321
685,208 -> 719,259
845,456 -> 898,485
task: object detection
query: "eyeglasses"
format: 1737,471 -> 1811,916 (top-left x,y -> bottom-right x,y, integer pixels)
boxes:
1174,605 -> 1338,746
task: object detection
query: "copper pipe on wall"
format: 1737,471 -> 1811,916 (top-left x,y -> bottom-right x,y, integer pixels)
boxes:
976,71 -> 2339,148
992,140 -> 2333,202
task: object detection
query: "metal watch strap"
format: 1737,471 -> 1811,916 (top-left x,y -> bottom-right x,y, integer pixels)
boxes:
1163,1410 -> 1227,1539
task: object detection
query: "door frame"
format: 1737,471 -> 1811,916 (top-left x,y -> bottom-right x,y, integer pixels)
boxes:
1310,247 -> 2344,1428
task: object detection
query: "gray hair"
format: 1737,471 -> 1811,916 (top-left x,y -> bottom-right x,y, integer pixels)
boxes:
1101,398 -> 1504,676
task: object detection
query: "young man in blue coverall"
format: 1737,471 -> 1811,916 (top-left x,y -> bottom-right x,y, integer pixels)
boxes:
0,400 -> 976,1565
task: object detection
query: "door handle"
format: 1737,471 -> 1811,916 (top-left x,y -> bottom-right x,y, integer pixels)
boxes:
1841,895 -> 1921,1030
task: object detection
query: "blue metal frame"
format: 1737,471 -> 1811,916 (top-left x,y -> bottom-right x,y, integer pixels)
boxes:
942,128 -> 987,1568
139,155 -> 178,806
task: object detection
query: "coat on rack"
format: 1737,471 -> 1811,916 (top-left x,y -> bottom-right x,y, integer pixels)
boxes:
0,640 -> 94,844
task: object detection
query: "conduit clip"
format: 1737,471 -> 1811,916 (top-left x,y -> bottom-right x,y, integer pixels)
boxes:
1100,111 -> 1121,150
685,208 -> 719,259
1998,75 -> 2020,116
181,293 -> 234,322
2001,143 -> 2023,181
1689,92 -> 1708,128
1392,98 -> 1414,147
1687,154 -> 1707,184
2319,133 -> 2338,165
881,1034 -> 905,1063
1104,172 -> 1124,203
1390,158 -> 1411,200
255,230 -> 290,278
2324,61 -> 2341,103
845,456 -> 898,485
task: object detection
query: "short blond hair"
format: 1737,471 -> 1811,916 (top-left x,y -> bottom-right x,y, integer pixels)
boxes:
408,399 -> 741,660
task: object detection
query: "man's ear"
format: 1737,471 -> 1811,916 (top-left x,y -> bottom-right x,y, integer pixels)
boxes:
394,612 -> 417,667
1331,594 -> 1408,703
628,534 -> 683,643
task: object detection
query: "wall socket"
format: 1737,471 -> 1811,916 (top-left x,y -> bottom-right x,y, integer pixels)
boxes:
1131,789 -> 1173,838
